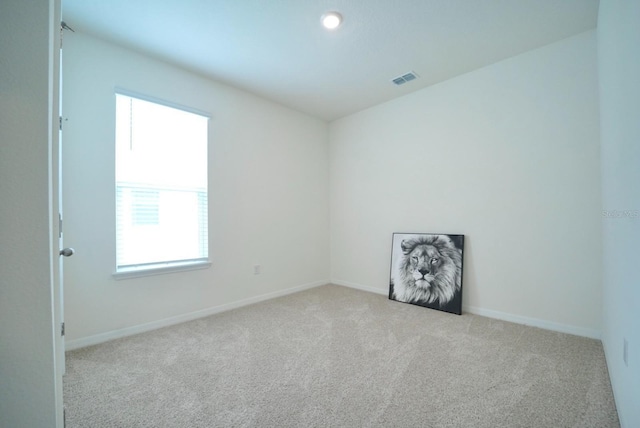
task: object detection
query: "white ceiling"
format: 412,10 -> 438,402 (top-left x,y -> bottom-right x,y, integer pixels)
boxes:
62,0 -> 599,121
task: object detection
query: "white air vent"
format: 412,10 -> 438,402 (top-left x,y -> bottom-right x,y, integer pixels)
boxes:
391,71 -> 419,86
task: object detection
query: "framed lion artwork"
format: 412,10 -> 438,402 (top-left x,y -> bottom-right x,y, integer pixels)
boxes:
389,233 -> 464,315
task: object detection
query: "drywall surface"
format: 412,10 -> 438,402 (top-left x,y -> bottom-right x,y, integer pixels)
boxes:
330,31 -> 602,336
62,32 -> 329,341
598,1 -> 640,426
0,0 -> 61,426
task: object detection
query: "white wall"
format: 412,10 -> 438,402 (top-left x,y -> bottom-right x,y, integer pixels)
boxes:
0,0 -> 63,426
62,32 -> 330,343
330,31 -> 602,337
598,1 -> 640,426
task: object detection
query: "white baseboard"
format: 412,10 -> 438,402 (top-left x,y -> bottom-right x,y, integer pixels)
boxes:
462,305 -> 601,340
67,279 -> 601,350
331,279 -> 388,296
66,280 -> 328,351
331,279 -> 601,340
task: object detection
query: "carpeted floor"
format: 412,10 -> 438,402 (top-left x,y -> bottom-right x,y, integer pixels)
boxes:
64,284 -> 619,427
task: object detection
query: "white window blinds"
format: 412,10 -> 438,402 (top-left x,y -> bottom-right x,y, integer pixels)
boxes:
115,92 -> 209,271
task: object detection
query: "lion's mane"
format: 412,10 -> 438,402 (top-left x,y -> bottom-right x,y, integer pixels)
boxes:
394,235 -> 462,307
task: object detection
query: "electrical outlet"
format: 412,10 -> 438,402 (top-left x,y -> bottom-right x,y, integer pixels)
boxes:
253,265 -> 261,275
623,338 -> 628,366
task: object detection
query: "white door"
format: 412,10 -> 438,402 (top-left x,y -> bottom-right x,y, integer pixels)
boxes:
52,13 -> 66,427
55,21 -> 74,378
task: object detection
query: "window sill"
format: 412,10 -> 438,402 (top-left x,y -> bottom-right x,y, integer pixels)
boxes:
113,260 -> 211,280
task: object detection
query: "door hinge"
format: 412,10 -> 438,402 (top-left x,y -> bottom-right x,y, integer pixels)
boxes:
61,322 -> 65,337
59,116 -> 63,131
59,213 -> 63,238
60,21 -> 75,49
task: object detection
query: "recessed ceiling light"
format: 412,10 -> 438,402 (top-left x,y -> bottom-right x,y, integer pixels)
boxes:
321,12 -> 342,30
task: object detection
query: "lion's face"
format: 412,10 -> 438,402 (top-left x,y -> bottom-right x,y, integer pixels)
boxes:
406,244 -> 445,290
395,235 -> 462,307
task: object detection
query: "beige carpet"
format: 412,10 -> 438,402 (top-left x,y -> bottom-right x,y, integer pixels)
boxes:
64,284 -> 619,427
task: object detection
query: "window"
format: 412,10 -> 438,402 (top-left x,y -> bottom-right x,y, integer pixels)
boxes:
115,92 -> 209,277
131,189 -> 160,226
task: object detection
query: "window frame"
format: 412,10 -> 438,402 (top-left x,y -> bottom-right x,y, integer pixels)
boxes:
112,88 -> 212,280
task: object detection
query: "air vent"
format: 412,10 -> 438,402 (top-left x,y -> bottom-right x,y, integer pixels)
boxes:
391,71 -> 419,86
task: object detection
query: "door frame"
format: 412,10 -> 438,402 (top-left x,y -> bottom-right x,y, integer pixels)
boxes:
51,0 -> 65,426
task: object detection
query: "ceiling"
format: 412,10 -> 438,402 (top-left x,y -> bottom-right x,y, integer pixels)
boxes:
62,0 -> 599,121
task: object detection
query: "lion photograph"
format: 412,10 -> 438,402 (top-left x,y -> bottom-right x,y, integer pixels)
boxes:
389,233 -> 464,314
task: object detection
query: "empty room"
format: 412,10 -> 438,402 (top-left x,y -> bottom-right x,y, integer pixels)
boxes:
1,0 -> 638,427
